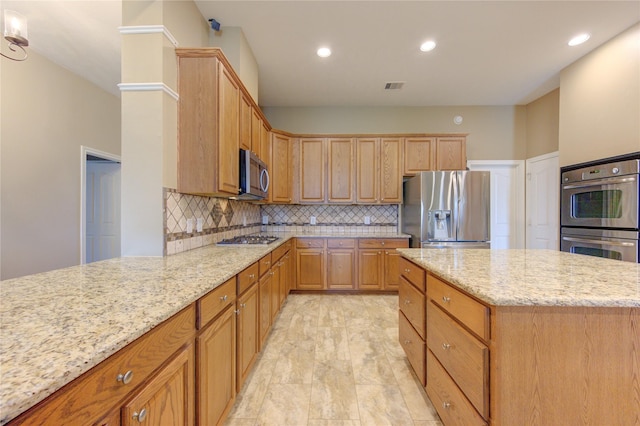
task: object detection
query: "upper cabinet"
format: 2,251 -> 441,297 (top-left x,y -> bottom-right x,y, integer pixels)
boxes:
404,137 -> 436,175
327,138 -> 355,203
251,108 -> 263,156
239,93 -> 252,152
270,132 -> 292,203
356,137 -> 402,204
436,136 -> 467,170
176,49 -> 240,197
299,138 -> 326,203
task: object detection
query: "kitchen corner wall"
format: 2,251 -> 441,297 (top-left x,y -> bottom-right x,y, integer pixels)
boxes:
164,190 -> 399,255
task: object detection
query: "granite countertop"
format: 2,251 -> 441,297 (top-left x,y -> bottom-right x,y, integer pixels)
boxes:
398,248 -> 640,308
0,231 -> 408,424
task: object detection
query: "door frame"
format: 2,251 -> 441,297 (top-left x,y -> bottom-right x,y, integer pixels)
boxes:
80,146 -> 121,264
467,159 -> 526,249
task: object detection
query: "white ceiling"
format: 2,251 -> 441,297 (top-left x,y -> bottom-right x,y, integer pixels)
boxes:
4,1 -> 639,107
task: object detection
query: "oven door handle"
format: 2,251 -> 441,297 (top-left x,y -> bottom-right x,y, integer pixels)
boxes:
562,176 -> 637,190
561,236 -> 636,247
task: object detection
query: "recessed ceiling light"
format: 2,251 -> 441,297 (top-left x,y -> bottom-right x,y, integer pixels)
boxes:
317,47 -> 332,58
420,40 -> 437,52
568,33 -> 590,46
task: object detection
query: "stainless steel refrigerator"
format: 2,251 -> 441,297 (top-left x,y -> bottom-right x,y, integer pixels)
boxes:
402,171 -> 491,248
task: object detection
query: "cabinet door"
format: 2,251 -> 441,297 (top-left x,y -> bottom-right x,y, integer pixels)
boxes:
277,254 -> 290,306
271,133 -> 292,203
328,138 -> 355,203
236,284 -> 259,391
436,137 -> 467,170
218,62 -> 240,195
296,249 -> 325,290
122,344 -> 194,426
239,93 -> 252,151
358,249 -> 383,290
380,138 -> 403,203
327,249 -> 356,290
251,108 -> 262,156
270,261 -> 281,323
197,306 -> 236,426
404,137 -> 435,175
383,250 -> 402,290
356,138 -> 378,203
259,272 -> 273,350
260,124 -> 270,168
299,138 -> 325,203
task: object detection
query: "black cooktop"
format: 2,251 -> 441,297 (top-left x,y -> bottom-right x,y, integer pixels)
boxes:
217,235 -> 280,245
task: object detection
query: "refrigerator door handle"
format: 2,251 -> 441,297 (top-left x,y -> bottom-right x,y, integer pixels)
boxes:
453,171 -> 460,241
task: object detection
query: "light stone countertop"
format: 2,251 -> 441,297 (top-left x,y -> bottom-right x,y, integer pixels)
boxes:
398,248 -> 640,307
0,231 -> 408,424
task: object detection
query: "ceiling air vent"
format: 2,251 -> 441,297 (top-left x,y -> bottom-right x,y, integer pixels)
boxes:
384,81 -> 405,90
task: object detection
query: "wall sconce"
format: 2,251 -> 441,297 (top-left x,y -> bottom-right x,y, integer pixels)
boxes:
1,10 -> 28,61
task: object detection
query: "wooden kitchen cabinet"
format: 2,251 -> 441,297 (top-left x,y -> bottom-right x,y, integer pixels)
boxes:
379,138 -> 403,202
326,239 -> 356,290
299,138 -> 326,203
270,132 -> 292,203
239,92 -> 252,152
436,136 -> 467,170
176,49 -> 240,196
260,123 -> 270,167
327,138 -> 355,203
251,107 -> 263,156
236,271 -> 259,392
383,248 -> 403,290
357,249 -> 383,290
398,258 -> 426,385
358,239 -> 408,290
258,271 -> 274,350
356,138 -> 402,204
121,344 -> 194,426
296,238 -> 325,289
404,137 -> 435,175
196,278 -> 236,426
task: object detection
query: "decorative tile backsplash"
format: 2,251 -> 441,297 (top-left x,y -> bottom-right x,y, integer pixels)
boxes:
164,189 -> 400,255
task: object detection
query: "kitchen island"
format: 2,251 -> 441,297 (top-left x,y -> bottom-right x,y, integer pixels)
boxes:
0,231 -> 408,425
397,248 -> 640,426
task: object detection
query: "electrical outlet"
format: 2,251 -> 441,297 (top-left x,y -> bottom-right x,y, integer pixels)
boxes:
262,215 -> 269,225
186,218 -> 194,233
310,216 -> 317,225
196,218 -> 203,232
364,216 -> 371,225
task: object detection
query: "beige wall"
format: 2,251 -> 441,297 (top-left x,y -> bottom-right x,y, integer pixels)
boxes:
263,105 -> 528,160
525,89 -> 559,159
559,23 -> 640,167
0,51 -> 120,280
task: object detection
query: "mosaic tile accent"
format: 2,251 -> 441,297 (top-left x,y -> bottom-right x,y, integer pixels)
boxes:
260,204 -> 398,226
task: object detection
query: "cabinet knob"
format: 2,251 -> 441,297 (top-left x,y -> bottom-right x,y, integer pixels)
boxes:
442,402 -> 451,409
404,268 -> 410,273
116,370 -> 133,385
404,299 -> 411,305
249,274 -> 255,279
404,339 -> 411,344
378,251 -> 381,255
381,241 -> 385,246
240,303 -> 246,308
132,408 -> 147,422
220,295 -> 228,302
235,309 -> 241,315
442,296 -> 451,303
442,343 -> 451,350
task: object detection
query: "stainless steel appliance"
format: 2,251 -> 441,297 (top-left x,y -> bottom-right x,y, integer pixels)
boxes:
402,171 -> 491,248
236,149 -> 269,200
217,235 -> 280,245
560,155 -> 640,263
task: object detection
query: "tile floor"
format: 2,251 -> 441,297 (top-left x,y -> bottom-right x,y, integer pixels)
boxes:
225,294 -> 442,426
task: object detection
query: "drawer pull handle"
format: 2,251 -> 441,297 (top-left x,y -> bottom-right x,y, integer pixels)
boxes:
404,299 -> 411,305
249,274 -> 255,279
220,295 -> 228,302
132,408 -> 147,422
404,268 -> 410,273
442,343 -> 451,350
442,296 -> 451,303
116,370 -> 133,385
381,241 -> 385,246
404,339 -> 411,344
442,402 -> 451,409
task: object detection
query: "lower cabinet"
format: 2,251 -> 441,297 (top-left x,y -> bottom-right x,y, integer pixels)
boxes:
258,271 -> 274,350
327,239 -> 356,290
358,239 -> 409,290
236,280 -> 259,392
122,344 -> 194,426
296,238 -> 326,290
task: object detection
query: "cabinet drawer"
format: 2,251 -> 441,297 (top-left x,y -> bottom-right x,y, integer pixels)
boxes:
427,301 -> 489,418
259,253 -> 272,277
11,305 -> 195,425
296,238 -> 325,249
327,238 -> 356,249
399,257 -> 425,292
399,311 -> 425,386
271,240 -> 291,262
237,262 -> 259,295
358,238 -> 408,249
399,277 -> 425,339
426,350 -> 487,426
428,275 -> 489,341
198,277 -> 237,329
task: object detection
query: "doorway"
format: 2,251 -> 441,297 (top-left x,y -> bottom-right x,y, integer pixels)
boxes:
525,152 -> 559,249
81,147 -> 121,264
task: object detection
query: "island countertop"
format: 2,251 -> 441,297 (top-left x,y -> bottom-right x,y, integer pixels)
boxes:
397,248 -> 640,308
0,231 -> 408,424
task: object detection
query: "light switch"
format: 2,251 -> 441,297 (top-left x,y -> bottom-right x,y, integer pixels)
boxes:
186,218 -> 194,233
364,216 -> 371,225
310,216 -> 317,225
196,218 -> 203,232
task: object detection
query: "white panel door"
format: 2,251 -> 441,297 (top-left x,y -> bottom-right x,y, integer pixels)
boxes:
526,152 -> 559,250
86,161 -> 121,263
467,161 -> 525,249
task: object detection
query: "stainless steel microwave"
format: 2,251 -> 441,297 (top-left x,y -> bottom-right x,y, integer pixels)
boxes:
237,149 -> 269,200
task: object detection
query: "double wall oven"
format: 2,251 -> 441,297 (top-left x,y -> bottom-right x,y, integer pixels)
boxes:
560,155 -> 639,263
